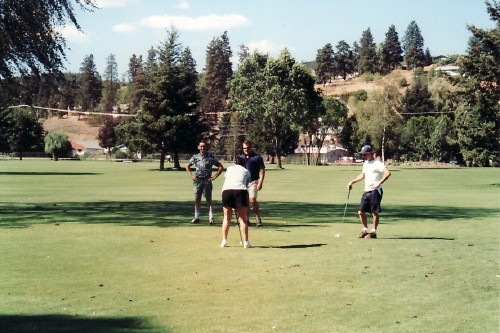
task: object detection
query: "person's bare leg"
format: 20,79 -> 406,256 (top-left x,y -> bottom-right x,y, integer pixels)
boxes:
358,211 -> 368,228
222,207 -> 232,240
236,207 -> 249,241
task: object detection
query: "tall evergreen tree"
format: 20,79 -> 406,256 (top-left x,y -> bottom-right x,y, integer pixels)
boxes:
58,73 -> 79,110
200,31 -> 233,132
100,54 -> 120,112
403,21 -> 426,69
122,28 -> 205,170
454,0 -> 499,166
357,28 -> 378,74
126,54 -> 147,113
381,25 -> 403,73
315,43 -> 335,84
333,40 -> 355,80
77,54 -> 102,111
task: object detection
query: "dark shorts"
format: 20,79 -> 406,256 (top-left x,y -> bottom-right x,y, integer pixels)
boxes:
222,189 -> 249,209
359,189 -> 383,214
193,178 -> 212,200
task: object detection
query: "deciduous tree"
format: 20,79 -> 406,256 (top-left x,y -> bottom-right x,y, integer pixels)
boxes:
230,50 -> 322,168
44,131 -> 71,161
0,0 -> 96,108
1,108 -> 44,160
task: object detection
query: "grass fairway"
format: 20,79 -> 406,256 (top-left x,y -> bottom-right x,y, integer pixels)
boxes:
0,160 -> 498,333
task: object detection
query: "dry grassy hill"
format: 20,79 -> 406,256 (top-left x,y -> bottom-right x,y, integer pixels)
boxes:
43,115 -> 100,145
316,69 -> 415,97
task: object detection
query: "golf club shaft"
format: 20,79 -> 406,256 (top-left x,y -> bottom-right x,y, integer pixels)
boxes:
341,189 -> 351,223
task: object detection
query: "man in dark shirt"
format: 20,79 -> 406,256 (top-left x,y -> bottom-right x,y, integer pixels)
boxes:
240,140 -> 265,227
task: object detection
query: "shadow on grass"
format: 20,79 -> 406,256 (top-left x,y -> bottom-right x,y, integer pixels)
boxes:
0,314 -> 166,333
0,201 -> 496,229
0,172 -> 100,176
384,236 -> 455,240
257,243 -> 327,249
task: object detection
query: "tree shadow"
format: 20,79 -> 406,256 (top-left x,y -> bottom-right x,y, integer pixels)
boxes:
0,172 -> 100,176
0,314 -> 166,333
0,201 -> 495,229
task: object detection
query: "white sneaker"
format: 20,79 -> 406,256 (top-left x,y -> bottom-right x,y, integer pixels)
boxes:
244,241 -> 253,248
220,239 -> 227,248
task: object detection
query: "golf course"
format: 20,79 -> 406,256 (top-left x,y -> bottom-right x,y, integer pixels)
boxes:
0,159 -> 498,333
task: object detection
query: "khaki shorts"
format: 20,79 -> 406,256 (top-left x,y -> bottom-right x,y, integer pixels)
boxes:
247,180 -> 259,199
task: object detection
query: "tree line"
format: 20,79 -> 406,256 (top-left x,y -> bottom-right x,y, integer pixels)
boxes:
0,0 -> 498,167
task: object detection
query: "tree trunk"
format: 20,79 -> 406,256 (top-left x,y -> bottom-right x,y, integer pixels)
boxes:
159,145 -> 166,171
173,150 -> 182,170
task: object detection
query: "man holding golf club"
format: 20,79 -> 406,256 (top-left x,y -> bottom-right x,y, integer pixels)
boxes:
347,145 -> 391,239
220,156 -> 253,248
185,140 -> 224,225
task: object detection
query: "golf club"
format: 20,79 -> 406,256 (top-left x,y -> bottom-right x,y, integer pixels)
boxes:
341,188 -> 351,223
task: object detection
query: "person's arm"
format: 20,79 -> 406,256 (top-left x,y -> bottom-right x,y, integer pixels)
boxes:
185,161 -> 196,181
347,172 -> 364,190
370,167 -> 391,190
211,163 -> 224,181
257,168 -> 265,191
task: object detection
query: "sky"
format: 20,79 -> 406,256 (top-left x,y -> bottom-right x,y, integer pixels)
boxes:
60,0 -> 495,79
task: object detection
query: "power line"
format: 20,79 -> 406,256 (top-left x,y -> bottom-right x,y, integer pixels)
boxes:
6,105 -> 136,117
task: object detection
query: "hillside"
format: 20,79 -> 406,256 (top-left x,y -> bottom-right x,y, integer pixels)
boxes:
316,69 -> 415,97
41,69 -> 418,145
43,115 -> 100,145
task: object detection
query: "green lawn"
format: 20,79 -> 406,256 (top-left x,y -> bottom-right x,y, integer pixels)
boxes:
0,160 -> 498,333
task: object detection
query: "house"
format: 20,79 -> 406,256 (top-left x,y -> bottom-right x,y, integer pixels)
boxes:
70,141 -> 86,157
434,64 -> 460,76
70,140 -> 103,157
294,145 -> 350,164
433,55 -> 449,62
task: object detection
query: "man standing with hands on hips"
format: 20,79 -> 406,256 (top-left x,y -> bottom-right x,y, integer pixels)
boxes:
347,145 -> 391,239
240,140 -> 265,227
186,140 -> 224,225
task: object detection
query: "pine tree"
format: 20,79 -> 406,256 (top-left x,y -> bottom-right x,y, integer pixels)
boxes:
333,41 -> 355,80
315,43 -> 335,84
357,28 -> 378,74
126,54 -> 147,113
381,25 -> 403,74
100,54 -> 120,112
403,21 -> 426,69
200,31 -> 233,132
454,0 -> 499,166
126,28 -> 205,170
77,55 -> 102,111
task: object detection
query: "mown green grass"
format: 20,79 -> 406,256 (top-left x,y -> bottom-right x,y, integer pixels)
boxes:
0,159 -> 498,333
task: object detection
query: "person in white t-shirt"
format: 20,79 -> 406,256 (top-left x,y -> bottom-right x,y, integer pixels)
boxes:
347,145 -> 391,239
220,156 -> 253,248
